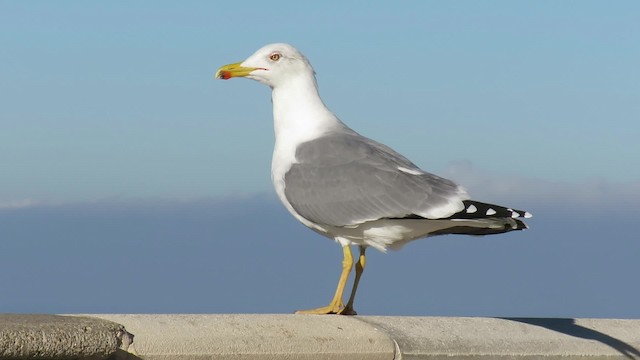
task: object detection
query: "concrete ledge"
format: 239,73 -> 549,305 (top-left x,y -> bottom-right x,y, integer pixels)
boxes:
361,316 -> 640,359
82,314 -> 640,360
3,314 -> 640,359
0,314 -> 128,359
80,314 -> 394,360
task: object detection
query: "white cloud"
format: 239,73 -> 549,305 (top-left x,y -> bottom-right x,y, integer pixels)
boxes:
1,164 -> 639,216
0,199 -> 37,210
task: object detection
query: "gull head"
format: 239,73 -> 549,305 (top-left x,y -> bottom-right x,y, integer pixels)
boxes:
215,43 -> 315,88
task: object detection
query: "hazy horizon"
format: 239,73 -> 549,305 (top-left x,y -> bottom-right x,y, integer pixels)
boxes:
2,185 -> 639,317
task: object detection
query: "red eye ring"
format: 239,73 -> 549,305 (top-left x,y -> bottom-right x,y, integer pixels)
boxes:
269,53 -> 281,61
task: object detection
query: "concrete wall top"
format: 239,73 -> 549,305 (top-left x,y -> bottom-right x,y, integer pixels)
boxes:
2,314 -> 640,359
84,314 -> 640,360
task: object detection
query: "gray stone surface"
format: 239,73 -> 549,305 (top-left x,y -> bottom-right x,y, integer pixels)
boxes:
5,314 -> 640,359
0,314 -> 129,359
360,316 -> 640,359
89,315 -> 640,360
83,314 -> 395,360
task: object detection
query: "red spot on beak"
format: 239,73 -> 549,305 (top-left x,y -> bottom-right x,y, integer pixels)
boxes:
219,71 -> 232,80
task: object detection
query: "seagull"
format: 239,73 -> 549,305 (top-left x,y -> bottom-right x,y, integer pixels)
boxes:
216,43 -> 531,315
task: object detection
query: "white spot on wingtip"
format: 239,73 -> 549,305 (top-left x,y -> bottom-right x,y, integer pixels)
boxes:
524,212 -> 533,218
398,166 -> 423,175
486,208 -> 497,216
508,209 -> 519,218
466,204 -> 477,213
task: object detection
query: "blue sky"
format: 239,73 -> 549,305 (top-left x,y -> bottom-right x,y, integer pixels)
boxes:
1,1 -> 639,317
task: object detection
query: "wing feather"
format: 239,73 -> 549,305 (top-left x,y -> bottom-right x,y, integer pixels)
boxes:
283,132 -> 468,227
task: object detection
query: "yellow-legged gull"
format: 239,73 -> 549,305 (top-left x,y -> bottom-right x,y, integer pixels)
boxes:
216,43 -> 531,315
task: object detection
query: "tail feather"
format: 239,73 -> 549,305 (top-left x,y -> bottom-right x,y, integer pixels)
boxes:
427,200 -> 532,236
386,199 -> 532,237
431,218 -> 529,236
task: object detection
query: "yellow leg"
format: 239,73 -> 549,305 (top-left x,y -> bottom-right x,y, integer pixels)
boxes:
340,246 -> 366,315
296,245 -> 353,315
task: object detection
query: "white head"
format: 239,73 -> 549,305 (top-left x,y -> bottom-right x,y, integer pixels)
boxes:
215,43 -> 315,88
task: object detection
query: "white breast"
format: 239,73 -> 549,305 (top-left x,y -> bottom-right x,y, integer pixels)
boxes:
269,76 -> 344,235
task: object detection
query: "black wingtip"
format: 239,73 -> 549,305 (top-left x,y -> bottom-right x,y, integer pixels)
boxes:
449,200 -> 532,220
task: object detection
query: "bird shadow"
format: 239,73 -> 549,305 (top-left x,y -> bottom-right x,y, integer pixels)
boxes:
503,317 -> 640,360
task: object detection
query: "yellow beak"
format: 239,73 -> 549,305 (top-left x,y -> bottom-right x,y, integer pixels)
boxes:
215,62 -> 261,80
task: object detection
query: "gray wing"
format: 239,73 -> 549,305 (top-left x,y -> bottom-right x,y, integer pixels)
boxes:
283,131 -> 468,227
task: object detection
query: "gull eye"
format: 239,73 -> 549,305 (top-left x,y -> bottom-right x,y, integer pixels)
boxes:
269,53 -> 281,61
